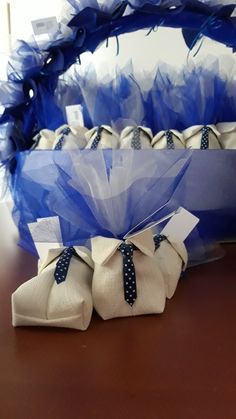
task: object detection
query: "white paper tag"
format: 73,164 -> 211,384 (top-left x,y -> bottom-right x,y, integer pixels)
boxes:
28,216 -> 62,260
66,105 -> 84,127
32,17 -> 58,36
161,207 -> 199,242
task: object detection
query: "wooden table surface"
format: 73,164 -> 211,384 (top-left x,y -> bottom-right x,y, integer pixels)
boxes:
0,203 -> 236,419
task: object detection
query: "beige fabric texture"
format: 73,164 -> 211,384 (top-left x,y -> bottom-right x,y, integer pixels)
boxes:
34,129 -> 56,150
12,246 -> 94,330
152,130 -> 185,149
53,124 -> 88,149
154,239 -> 188,299
183,125 -> 221,149
91,230 -> 166,320
216,122 -> 236,149
85,125 -> 119,149
120,126 -> 153,149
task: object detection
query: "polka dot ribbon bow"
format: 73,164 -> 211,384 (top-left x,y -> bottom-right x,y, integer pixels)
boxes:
91,126 -> 104,150
54,247 -> 76,284
153,234 -> 167,250
165,130 -> 175,150
118,242 -> 137,306
200,126 -> 210,150
55,127 -> 71,150
131,127 -> 142,150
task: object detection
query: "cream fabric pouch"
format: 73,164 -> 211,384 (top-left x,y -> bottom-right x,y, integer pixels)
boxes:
53,124 -> 87,149
91,229 -> 166,320
152,129 -> 185,149
216,122 -> 236,149
153,235 -> 188,299
85,125 -> 119,149
183,125 -> 221,149
12,246 -> 94,330
120,126 -> 153,149
33,129 -> 55,150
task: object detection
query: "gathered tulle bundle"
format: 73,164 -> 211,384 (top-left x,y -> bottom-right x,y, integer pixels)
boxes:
1,58 -> 236,170
0,0 -> 235,168
59,59 -> 236,134
10,149 -> 236,266
11,149 -> 190,254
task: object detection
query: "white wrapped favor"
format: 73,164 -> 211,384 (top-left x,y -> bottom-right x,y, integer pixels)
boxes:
53,124 -> 87,150
33,129 -> 55,150
183,125 -> 221,149
152,130 -> 185,149
12,245 -> 94,330
91,229 -> 166,320
216,122 -> 236,149
85,125 -> 119,149
120,126 -> 152,149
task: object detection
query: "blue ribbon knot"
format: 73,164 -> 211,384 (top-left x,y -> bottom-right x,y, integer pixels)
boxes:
54,247 -> 76,284
118,242 -> 137,306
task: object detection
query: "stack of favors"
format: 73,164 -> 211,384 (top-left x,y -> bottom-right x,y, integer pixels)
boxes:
0,0 -> 235,329
12,152 -> 198,329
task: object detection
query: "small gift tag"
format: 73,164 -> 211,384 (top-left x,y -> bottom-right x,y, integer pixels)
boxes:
161,207 -> 199,242
66,105 -> 84,127
28,216 -> 62,261
31,17 -> 58,36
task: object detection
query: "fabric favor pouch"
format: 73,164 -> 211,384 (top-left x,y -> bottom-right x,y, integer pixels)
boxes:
33,129 -> 56,150
153,235 -> 188,299
53,124 -> 88,150
216,122 -> 236,149
183,125 -> 221,149
91,229 -> 166,320
120,126 -> 153,149
12,246 -> 94,330
85,125 -> 119,149
152,129 -> 185,149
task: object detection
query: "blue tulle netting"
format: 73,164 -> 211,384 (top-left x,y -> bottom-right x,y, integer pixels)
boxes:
11,149 -> 236,265
0,0 -> 236,267
0,0 -> 235,168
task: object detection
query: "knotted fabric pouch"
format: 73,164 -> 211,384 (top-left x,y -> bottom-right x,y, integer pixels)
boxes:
53,124 -> 88,150
216,122 -> 236,149
91,229 -> 166,320
152,130 -> 185,150
183,125 -> 221,149
33,129 -> 56,150
120,126 -> 152,149
85,125 -> 119,149
12,246 -> 94,330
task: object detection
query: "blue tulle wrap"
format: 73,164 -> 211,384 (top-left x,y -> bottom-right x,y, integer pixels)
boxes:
0,0 -> 235,165
10,150 -> 236,265
11,150 -> 190,253
59,60 -> 236,133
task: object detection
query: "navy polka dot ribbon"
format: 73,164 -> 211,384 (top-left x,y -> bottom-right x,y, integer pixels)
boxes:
200,126 -> 210,150
91,126 -> 103,150
54,247 -> 76,284
55,127 -> 71,150
131,127 -> 141,150
153,234 -> 167,250
118,242 -> 137,306
165,130 -> 175,149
